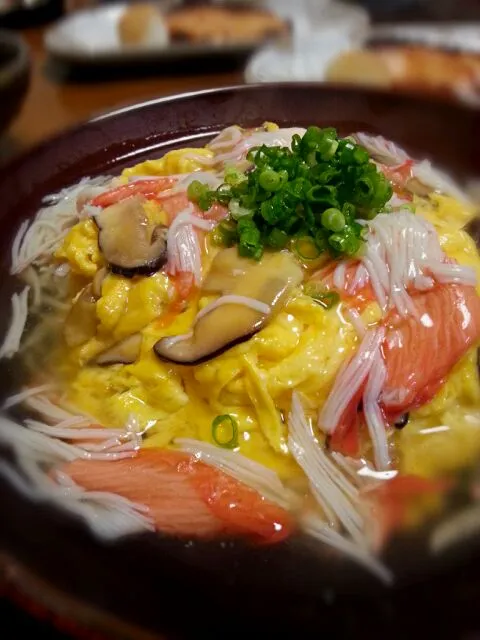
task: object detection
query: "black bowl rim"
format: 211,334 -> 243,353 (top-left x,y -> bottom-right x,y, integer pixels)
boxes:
3,80 -> 480,179
0,28 -> 29,89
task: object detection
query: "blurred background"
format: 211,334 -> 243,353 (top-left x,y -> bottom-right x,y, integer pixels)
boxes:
1,0 -> 480,166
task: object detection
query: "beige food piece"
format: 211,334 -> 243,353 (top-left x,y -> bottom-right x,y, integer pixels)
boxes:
64,285 -> 98,348
326,47 -> 480,98
326,50 -> 393,88
154,249 -> 303,365
118,3 -> 169,47
166,6 -> 288,44
94,333 -> 143,366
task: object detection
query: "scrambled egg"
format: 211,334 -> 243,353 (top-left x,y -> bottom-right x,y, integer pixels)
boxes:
121,148 -> 214,179
55,219 -> 104,278
53,150 -> 480,482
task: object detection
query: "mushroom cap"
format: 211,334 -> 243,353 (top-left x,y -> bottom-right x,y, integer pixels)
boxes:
94,195 -> 168,278
154,249 -> 303,365
94,333 -> 143,366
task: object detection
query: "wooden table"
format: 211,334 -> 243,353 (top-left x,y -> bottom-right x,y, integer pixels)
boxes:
1,26 -> 244,162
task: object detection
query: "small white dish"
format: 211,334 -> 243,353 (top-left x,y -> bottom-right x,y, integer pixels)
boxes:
369,22 -> 480,54
45,1 -> 283,66
245,1 -> 369,83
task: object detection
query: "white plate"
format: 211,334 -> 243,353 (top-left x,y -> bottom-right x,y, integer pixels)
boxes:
369,22 -> 480,54
244,2 -> 369,83
45,2 -> 285,65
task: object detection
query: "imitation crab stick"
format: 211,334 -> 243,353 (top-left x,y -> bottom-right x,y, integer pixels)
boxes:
329,283 -> 480,456
63,449 -> 293,544
382,284 -> 480,413
90,178 -> 177,208
363,474 -> 448,547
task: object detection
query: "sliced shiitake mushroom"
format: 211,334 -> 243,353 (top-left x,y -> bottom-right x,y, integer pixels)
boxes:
92,266 -> 108,299
466,216 -> 480,250
154,249 -> 303,365
64,284 -> 98,348
94,195 -> 167,278
93,333 -> 142,366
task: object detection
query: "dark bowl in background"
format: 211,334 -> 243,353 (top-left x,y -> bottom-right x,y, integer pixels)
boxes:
0,84 -> 480,639
0,29 -> 29,136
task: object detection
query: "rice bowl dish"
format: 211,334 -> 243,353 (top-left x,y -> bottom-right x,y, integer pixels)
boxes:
1,119 -> 480,594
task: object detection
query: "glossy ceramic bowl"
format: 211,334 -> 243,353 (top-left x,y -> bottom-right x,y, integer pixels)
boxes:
0,85 -> 480,639
0,29 -> 29,136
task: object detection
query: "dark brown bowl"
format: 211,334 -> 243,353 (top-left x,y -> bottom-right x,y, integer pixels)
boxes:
0,84 -> 480,639
0,29 -> 29,136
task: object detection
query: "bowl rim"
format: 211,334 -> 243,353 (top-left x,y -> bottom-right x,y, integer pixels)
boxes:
2,82 -> 480,183
90,81 -> 480,123
0,28 -> 29,89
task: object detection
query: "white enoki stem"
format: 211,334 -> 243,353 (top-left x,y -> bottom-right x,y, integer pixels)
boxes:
352,132 -> 410,166
430,504 -> 480,554
359,211 -> 476,318
207,125 -> 244,152
288,393 -> 367,546
11,176 -> 112,275
176,438 -> 298,510
362,342 -> 391,470
0,286 -> 30,359
0,401 -> 152,540
166,205 -> 215,285
301,512 -> 393,584
0,454 -> 153,539
318,328 -> 384,435
3,384 -> 56,410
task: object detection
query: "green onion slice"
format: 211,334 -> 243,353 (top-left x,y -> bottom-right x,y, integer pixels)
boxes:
212,414 -> 239,449
304,284 -> 340,309
294,236 -> 321,260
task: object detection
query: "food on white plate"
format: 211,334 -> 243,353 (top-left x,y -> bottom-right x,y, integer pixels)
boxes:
326,46 -> 480,104
118,2 -> 169,48
165,5 -> 289,44
2,122 -> 480,582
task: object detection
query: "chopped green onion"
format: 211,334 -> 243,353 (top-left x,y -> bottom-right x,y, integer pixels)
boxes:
238,224 -> 262,260
212,414 -> 238,448
314,229 -> 328,252
304,284 -> 340,309
190,125 -> 392,260
266,227 -> 289,249
214,219 -> 237,246
328,233 -> 347,253
291,133 -> 301,153
306,185 -> 338,207
215,183 -> 233,204
294,236 -> 321,260
187,179 -> 206,201
224,166 -> 247,186
321,208 -> 346,232
259,169 -> 282,192
198,190 -> 215,212
229,199 -> 254,220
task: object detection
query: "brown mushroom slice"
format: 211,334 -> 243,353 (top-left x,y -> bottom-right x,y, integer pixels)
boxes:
94,195 -> 167,278
202,247 -> 251,293
466,216 -> 480,378
94,333 -> 142,366
64,285 -> 98,348
92,266 -> 108,298
154,250 -> 303,365
466,216 -> 480,250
